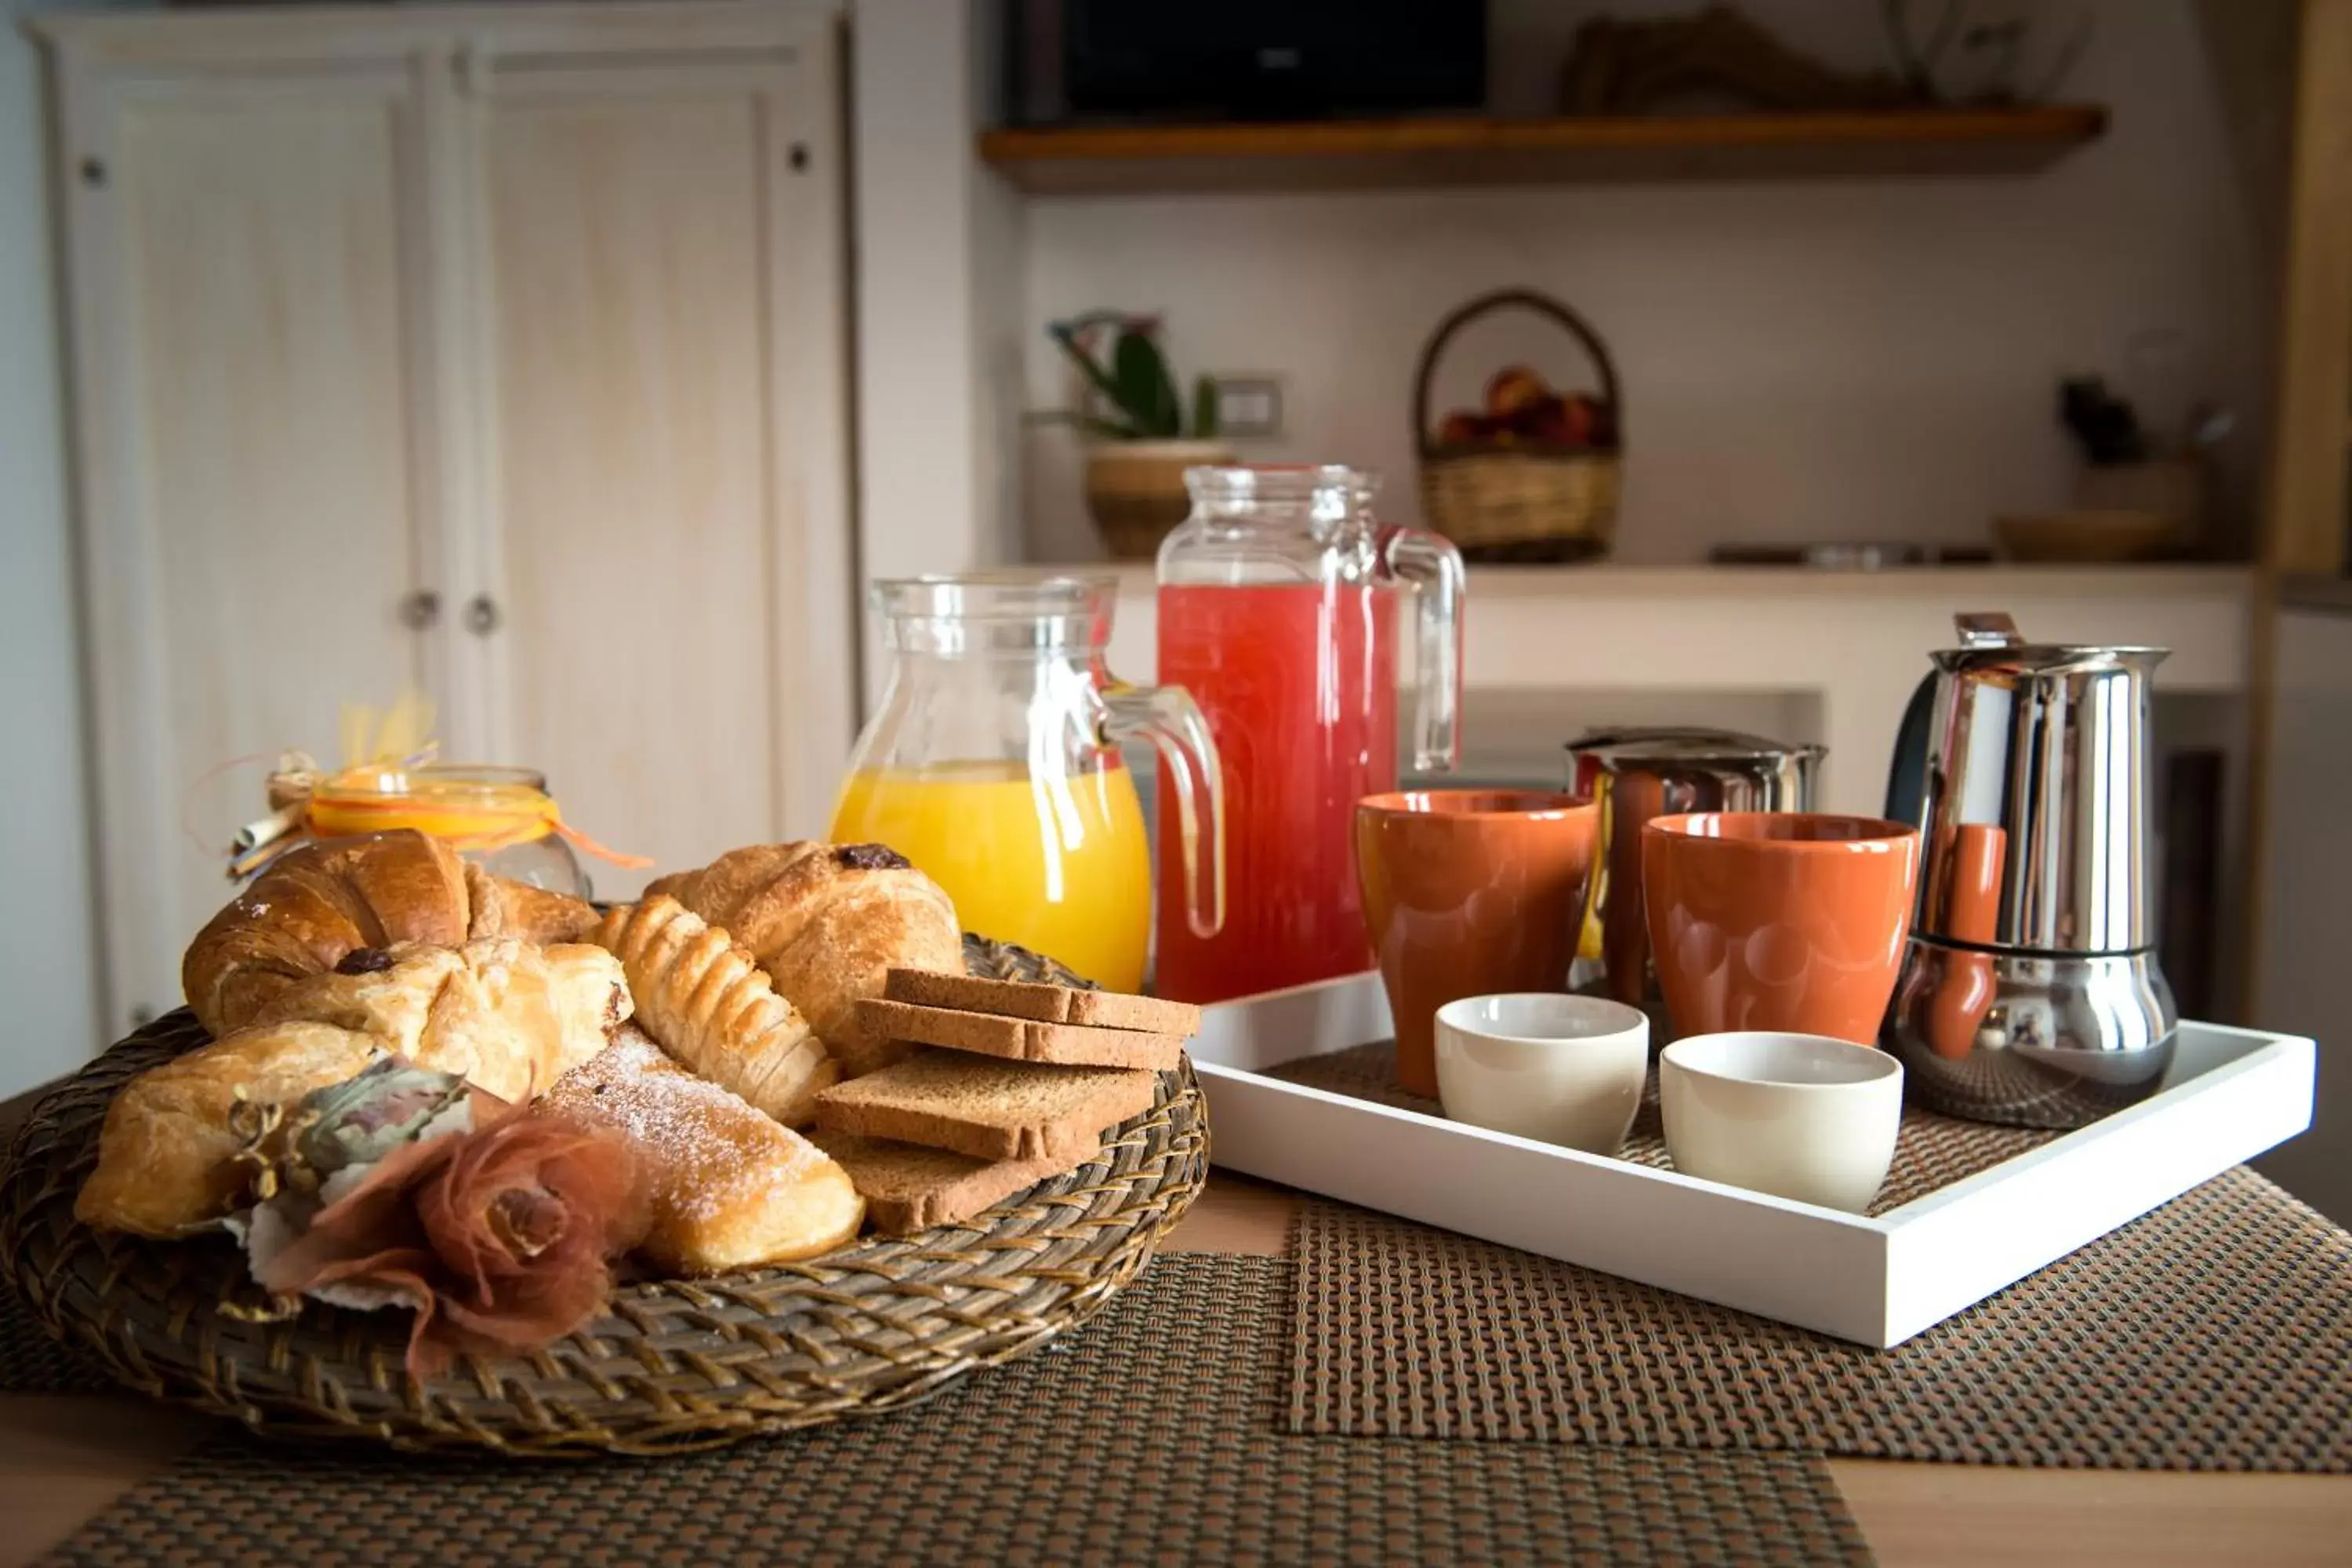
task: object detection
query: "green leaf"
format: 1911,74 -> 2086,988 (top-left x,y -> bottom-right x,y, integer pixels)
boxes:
1111,327 -> 1182,437
1189,374 -> 1220,440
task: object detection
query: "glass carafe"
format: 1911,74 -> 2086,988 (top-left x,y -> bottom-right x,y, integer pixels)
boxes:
830,575 -> 1223,993
1154,465 -> 1464,1004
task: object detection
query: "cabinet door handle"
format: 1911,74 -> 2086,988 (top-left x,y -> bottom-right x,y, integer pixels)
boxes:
399,590 -> 441,630
465,593 -> 502,635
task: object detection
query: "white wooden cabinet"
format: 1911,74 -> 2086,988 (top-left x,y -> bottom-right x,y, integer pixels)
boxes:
38,4 -> 853,1036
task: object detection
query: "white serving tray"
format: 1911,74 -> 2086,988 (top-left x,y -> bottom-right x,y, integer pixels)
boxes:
1189,971 -> 2316,1348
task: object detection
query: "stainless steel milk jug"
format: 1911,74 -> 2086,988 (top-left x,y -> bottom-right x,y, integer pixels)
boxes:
1882,613 -> 2176,1127
1566,727 -> 1823,1025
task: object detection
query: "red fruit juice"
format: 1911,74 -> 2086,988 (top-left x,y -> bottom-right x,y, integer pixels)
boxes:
1154,581 -> 1399,1003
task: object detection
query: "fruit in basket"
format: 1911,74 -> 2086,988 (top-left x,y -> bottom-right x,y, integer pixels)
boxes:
1435,373 -> 1613,453
1485,365 -> 1549,419
1436,411 -> 1483,448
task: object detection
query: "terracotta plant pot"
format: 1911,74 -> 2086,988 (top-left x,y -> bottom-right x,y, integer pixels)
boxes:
1084,440 -> 1235,560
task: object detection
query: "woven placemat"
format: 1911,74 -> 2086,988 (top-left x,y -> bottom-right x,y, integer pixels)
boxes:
1269,1040 -> 2057,1215
46,1255 -> 1872,1568
1290,1167 -> 2352,1470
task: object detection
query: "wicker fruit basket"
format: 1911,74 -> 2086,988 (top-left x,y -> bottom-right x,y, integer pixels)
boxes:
0,936 -> 1206,1457
1414,287 -> 1624,563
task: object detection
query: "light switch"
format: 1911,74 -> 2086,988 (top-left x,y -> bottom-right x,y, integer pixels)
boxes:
1210,375 -> 1284,440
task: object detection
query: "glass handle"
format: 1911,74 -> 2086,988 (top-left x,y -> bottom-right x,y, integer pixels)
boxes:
1381,527 -> 1465,774
1103,682 -> 1226,940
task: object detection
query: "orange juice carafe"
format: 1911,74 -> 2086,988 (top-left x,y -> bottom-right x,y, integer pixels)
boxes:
829,575 -> 1224,993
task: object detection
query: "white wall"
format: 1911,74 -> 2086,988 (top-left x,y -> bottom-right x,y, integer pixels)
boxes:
0,0 -> 100,1095
851,0 -> 1024,717
2252,608 -> 2352,1223
1018,0 -> 2267,566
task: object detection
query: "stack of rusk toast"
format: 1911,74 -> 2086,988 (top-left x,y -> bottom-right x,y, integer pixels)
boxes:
811,969 -> 1202,1234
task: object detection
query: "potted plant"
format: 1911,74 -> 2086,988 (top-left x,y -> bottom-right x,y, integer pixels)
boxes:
1039,312 -> 1235,560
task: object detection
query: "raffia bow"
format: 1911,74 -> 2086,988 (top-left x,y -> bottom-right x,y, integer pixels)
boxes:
222,694 -> 648,880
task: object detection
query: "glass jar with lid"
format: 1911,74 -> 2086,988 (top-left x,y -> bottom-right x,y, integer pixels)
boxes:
305,764 -> 591,898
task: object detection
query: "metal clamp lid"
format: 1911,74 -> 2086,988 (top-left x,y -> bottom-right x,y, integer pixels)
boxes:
1565,725 -> 1823,764
1954,611 -> 2024,649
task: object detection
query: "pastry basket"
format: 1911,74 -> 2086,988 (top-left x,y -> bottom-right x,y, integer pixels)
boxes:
0,937 -> 1207,1457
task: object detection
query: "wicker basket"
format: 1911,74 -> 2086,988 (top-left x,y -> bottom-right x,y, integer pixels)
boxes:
0,937 -> 1206,1457
1414,288 -> 1624,563
1085,439 -> 1236,560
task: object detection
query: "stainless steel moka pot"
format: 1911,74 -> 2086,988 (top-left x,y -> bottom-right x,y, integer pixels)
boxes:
1882,613 -> 2176,1128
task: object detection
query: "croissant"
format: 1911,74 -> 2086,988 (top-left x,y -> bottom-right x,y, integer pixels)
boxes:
646,843 -> 963,1077
590,895 -> 838,1126
76,1021 -> 386,1236
244,938 -> 628,1103
182,830 -> 598,1040
81,941 -> 633,1236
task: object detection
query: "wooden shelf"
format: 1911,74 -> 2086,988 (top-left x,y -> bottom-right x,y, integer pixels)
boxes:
978,107 -> 2109,196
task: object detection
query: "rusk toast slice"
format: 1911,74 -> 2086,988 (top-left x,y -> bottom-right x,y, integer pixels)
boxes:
814,1049 -> 1157,1163
883,967 -> 1200,1035
808,1129 -> 1092,1236
854,998 -> 1184,1071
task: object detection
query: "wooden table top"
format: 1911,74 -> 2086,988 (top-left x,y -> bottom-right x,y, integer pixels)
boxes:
3,1109 -> 2349,1566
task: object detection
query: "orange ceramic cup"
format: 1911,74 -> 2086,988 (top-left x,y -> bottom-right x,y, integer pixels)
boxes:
1640,812 -> 1922,1044
1354,790 -> 1600,1098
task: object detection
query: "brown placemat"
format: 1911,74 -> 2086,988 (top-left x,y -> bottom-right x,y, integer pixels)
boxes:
45,1255 -> 1872,1568
0,1281 -> 108,1395
1290,1167 -> 2352,1470
1269,1040 -> 2056,1215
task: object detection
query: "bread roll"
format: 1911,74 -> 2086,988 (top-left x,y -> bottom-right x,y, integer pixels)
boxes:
541,1029 -> 864,1272
245,938 -> 627,1102
77,1021 -> 386,1236
182,830 -> 597,1039
646,843 -> 963,1077
590,896 -> 837,1126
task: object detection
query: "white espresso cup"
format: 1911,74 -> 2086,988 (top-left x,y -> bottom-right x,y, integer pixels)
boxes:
1659,1031 -> 1903,1212
1434,993 -> 1650,1154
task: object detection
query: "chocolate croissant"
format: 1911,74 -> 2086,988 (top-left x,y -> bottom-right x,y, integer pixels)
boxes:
645,843 -> 963,1076
182,830 -> 598,1040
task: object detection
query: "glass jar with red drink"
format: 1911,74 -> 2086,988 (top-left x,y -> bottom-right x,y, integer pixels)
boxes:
1152,464 -> 1464,1004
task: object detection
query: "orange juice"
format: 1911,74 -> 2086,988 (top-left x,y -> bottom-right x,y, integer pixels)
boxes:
829,758 -> 1152,992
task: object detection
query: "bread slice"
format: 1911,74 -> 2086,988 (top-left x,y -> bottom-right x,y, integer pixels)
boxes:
815,1050 -> 1158,1163
854,998 -> 1184,1071
808,1128 -> 1092,1236
884,967 -> 1201,1036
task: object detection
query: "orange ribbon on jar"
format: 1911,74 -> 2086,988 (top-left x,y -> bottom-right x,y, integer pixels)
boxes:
220,694 -> 649,880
